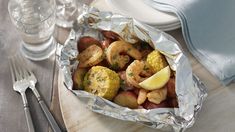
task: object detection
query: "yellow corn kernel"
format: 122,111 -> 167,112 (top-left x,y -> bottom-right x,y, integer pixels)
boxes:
83,66 -> 120,100
146,50 -> 168,73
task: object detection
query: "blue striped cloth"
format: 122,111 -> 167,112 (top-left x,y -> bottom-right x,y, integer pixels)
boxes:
144,0 -> 235,85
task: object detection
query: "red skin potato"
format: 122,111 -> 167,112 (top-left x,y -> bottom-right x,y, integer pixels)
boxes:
167,98 -> 179,108
101,38 -> 112,49
142,100 -> 169,109
167,77 -> 176,98
133,88 -> 140,96
77,36 -> 101,52
101,30 -> 121,41
113,91 -> 138,109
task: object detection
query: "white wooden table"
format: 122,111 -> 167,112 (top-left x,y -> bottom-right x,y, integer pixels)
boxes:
1,0 -> 235,132
0,0 -> 60,131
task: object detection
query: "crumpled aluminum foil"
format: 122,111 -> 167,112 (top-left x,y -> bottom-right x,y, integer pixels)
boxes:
58,5 -> 207,132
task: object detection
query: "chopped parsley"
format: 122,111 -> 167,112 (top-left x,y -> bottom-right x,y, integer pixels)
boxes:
141,41 -> 151,50
120,79 -> 125,86
112,54 -> 118,60
96,76 -> 105,82
143,65 -> 150,71
104,48 -> 108,53
86,80 -> 91,86
128,72 -> 134,77
111,62 -> 119,70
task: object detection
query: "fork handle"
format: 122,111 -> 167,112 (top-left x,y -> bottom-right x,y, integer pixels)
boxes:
31,88 -> 62,132
24,107 -> 35,132
21,92 -> 35,132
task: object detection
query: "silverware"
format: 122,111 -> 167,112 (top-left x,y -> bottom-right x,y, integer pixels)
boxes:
9,56 -> 35,132
9,56 -> 62,132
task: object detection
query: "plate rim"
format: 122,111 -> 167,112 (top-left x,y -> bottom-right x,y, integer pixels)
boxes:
106,0 -> 180,25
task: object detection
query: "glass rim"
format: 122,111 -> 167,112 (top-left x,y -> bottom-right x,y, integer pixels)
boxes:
8,0 -> 56,25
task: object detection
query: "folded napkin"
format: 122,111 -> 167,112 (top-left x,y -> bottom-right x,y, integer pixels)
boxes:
144,0 -> 235,85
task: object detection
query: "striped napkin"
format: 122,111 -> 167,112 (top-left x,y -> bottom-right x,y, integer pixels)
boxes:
144,0 -> 235,85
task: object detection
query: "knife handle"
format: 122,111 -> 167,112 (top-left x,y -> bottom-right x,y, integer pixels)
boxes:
31,87 -> 62,132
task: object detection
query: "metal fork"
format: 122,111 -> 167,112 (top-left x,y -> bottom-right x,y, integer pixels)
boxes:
9,56 -> 61,132
9,56 -> 35,132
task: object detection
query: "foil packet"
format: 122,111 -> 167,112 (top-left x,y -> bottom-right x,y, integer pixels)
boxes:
58,5 -> 207,132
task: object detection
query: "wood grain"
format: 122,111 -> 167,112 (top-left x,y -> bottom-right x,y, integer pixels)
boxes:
0,0 -> 95,132
0,0 -> 56,132
49,63 -> 66,132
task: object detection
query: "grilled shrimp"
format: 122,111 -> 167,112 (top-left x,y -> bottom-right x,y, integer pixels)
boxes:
118,71 -> 135,90
126,60 -> 148,88
78,45 -> 104,68
106,41 -> 142,69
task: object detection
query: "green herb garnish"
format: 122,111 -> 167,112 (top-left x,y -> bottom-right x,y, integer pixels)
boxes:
143,65 -> 150,71
111,62 -> 119,70
128,72 -> 134,77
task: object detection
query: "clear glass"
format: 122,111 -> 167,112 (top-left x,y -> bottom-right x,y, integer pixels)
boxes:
8,0 -> 56,61
56,0 -> 81,28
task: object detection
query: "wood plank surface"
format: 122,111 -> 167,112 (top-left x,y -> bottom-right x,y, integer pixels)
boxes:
0,0 -> 56,132
0,0 -> 94,132
58,28 -> 235,132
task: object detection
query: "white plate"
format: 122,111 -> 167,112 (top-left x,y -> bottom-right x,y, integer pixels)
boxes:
106,0 -> 179,26
140,21 -> 181,31
156,21 -> 180,28
156,24 -> 181,31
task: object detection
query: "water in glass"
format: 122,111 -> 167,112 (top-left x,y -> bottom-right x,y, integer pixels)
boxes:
8,0 -> 56,61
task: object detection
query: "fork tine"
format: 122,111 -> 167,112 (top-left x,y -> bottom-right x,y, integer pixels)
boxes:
9,58 -> 16,84
11,57 -> 22,81
20,55 -> 33,77
11,56 -> 24,80
17,55 -> 31,77
15,56 -> 26,78
19,55 -> 34,76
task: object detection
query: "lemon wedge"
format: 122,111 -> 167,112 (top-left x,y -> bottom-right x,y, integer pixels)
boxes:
139,66 -> 171,90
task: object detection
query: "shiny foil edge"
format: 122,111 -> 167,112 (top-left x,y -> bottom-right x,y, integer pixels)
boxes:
58,5 -> 207,132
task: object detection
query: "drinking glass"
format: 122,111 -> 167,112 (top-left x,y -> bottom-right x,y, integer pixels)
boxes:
8,0 -> 56,61
56,0 -> 81,28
